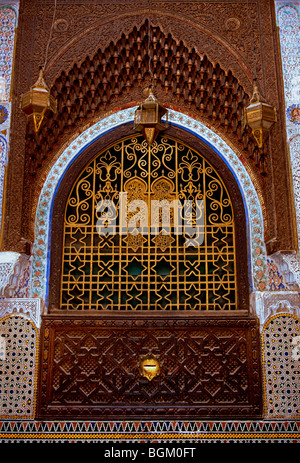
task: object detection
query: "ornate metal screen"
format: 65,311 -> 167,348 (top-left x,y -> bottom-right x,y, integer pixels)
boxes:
61,134 -> 237,310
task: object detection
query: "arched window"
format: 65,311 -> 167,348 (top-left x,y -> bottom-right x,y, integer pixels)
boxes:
40,131 -> 260,420
60,134 -> 238,311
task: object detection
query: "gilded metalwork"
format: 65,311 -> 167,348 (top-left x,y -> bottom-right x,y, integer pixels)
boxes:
20,68 -> 57,132
244,79 -> 277,148
61,134 -> 237,310
139,353 -> 161,381
134,89 -> 168,145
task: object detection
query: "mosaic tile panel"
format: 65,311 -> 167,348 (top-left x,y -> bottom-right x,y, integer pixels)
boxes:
262,313 -> 300,420
0,136 -> 7,233
0,315 -> 39,419
276,3 -> 300,103
0,420 -> 299,443
275,3 -> 300,248
0,4 -> 18,233
32,108 -> 267,305
0,5 -> 18,102
289,135 -> 300,245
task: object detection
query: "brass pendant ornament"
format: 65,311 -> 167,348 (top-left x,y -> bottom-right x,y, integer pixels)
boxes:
244,79 -> 277,148
139,353 -> 161,381
20,68 -> 57,133
134,88 -> 168,145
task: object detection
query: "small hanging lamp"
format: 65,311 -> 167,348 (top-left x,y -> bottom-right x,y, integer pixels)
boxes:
20,67 -> 57,133
244,79 -> 277,148
134,88 -> 168,145
20,0 -> 58,133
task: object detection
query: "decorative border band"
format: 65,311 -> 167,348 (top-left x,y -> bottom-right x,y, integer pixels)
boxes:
0,432 -> 299,443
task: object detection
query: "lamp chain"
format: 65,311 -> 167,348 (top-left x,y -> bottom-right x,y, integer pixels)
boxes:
43,0 -> 57,72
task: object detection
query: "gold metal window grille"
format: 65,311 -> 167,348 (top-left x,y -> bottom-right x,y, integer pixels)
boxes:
61,134 -> 237,310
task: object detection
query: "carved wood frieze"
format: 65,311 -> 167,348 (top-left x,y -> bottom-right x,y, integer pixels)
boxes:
37,315 -> 262,419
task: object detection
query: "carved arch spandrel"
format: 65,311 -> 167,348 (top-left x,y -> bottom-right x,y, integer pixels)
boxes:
45,10 -> 255,87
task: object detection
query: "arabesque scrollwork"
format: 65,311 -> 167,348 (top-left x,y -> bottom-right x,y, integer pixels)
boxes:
61,134 -> 237,311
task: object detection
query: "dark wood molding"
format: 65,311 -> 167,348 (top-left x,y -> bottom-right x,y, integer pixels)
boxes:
37,314 -> 262,419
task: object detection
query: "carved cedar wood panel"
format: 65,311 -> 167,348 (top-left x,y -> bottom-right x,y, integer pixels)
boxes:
37,317 -> 262,419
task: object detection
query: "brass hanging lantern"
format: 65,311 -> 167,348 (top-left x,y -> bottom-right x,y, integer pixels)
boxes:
134,89 -> 168,145
244,79 -> 277,148
20,68 -> 57,132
